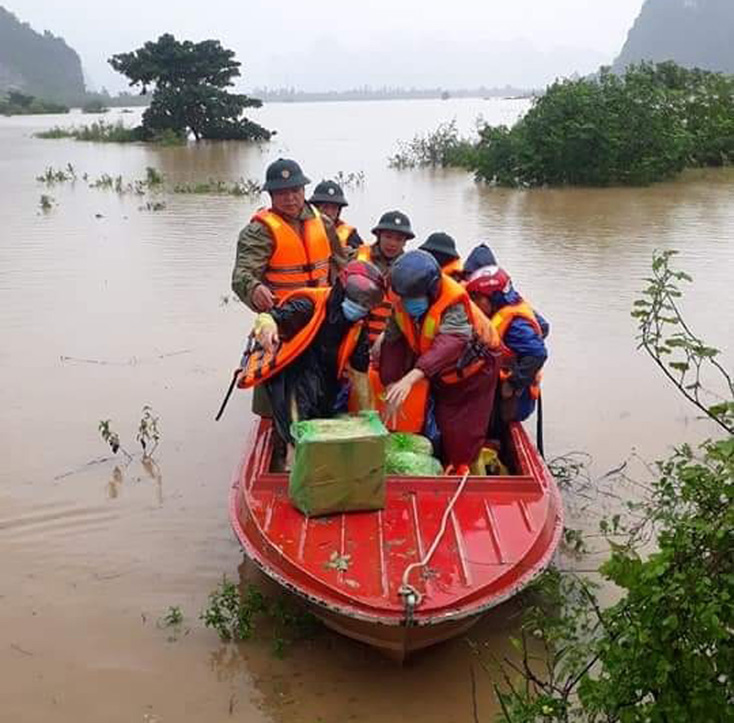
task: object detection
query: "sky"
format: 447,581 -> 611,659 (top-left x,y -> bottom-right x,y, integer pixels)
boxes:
5,0 -> 647,92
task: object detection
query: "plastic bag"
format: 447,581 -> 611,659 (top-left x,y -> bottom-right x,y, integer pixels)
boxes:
289,412 -> 387,516
386,432 -> 434,457
386,450 -> 443,477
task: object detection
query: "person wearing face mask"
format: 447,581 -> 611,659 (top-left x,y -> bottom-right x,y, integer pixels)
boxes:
238,260 -> 386,456
375,251 -> 501,473
308,180 -> 363,250
355,210 -> 415,346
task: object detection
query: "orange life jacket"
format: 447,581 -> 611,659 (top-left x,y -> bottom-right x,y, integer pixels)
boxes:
238,287 -> 363,389
368,366 -> 430,434
492,300 -> 543,399
394,275 -> 500,385
253,206 -> 331,301
336,221 -> 356,248
373,277 -> 500,433
441,257 -> 463,280
356,245 -> 394,344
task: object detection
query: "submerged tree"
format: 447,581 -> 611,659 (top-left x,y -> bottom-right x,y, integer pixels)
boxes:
109,34 -> 272,142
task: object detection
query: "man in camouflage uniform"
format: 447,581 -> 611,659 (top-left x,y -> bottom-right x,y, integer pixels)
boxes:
232,158 -> 350,311
232,158 -> 351,417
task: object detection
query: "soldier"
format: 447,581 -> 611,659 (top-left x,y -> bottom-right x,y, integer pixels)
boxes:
308,180 -> 363,249
419,232 -> 463,280
356,210 -> 415,345
231,158 -> 349,313
232,158 -> 350,425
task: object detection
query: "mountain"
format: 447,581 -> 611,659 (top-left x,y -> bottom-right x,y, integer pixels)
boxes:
614,0 -> 734,74
0,6 -> 85,102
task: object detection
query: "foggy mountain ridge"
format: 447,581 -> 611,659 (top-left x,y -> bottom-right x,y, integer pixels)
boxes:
0,5 -> 85,101
248,36 -> 610,93
614,0 -> 734,73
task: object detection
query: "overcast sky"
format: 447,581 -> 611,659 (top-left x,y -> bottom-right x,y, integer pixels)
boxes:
7,0 -> 646,91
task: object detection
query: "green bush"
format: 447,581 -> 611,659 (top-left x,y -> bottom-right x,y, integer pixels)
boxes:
34,120 -> 140,143
389,119 -> 478,169
399,62 -> 734,188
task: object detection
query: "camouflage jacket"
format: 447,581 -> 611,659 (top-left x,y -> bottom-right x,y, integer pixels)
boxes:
231,203 -> 351,311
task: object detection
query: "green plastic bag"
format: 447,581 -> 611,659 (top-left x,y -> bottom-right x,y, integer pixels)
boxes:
386,432 -> 434,457
385,450 -> 443,477
289,412 -> 388,517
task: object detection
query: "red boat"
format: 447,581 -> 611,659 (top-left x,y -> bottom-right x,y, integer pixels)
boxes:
229,419 -> 563,662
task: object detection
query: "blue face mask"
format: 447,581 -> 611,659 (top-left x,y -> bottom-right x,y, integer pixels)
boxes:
341,297 -> 369,321
403,297 -> 429,318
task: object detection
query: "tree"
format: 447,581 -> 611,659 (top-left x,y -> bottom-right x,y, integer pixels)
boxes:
484,251 -> 733,722
109,34 -> 272,142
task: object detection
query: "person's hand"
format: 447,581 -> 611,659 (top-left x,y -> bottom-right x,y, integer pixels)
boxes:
384,369 -> 424,424
500,380 -> 516,399
257,325 -> 279,353
251,284 -> 275,312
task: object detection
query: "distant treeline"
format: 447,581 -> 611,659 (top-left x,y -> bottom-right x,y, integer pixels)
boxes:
251,85 -> 536,103
391,62 -> 734,187
0,90 -> 68,116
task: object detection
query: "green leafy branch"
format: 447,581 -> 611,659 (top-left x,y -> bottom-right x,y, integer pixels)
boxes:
632,249 -> 733,435
99,405 -> 161,461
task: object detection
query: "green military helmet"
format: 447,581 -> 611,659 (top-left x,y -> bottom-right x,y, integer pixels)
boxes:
371,210 -> 415,240
309,180 -> 348,206
419,232 -> 459,260
262,158 -> 311,192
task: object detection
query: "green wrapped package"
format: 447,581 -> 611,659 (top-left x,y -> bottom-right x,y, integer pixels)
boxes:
289,412 -> 388,517
386,432 -> 434,457
386,451 -> 444,477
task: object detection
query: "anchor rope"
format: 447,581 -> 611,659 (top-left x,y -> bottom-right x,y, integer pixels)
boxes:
398,468 -> 471,610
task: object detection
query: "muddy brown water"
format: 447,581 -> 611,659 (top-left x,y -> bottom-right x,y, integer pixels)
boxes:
1,99 -> 733,722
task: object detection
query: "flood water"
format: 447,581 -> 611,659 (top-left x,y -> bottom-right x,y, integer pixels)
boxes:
1,98 -> 733,722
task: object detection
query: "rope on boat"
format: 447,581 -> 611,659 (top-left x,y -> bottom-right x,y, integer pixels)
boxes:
398,469 -> 471,617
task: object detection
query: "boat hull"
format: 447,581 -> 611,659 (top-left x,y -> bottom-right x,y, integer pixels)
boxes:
229,419 -> 563,660
312,606 -> 481,663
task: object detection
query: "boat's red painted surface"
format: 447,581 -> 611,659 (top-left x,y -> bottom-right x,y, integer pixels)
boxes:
229,419 -> 563,660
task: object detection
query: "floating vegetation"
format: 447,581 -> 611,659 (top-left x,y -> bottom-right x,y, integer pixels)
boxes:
145,166 -> 164,186
88,167 -> 165,196
333,170 -> 366,189
36,163 -> 78,185
136,405 -> 161,459
140,201 -> 166,212
172,177 -> 261,197
159,605 -> 184,628
34,162 -> 261,209
201,577 -> 319,656
99,405 -> 161,462
34,120 -> 139,143
39,194 -> 55,211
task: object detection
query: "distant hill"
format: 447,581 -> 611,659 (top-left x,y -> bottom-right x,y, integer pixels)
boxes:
614,0 -> 734,74
0,6 -> 85,102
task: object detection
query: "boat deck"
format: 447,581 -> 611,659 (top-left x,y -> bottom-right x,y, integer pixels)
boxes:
230,421 -> 562,625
